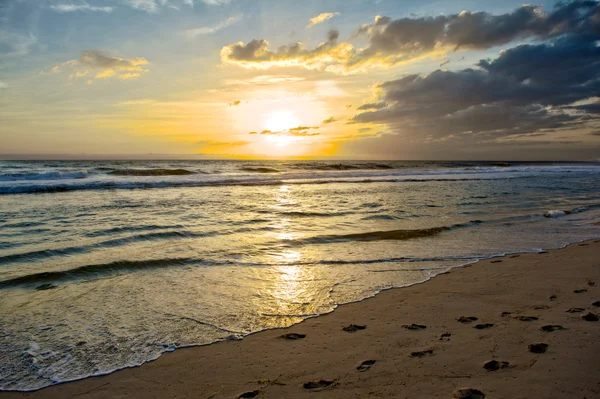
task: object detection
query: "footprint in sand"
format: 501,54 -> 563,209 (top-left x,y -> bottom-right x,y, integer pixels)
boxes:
528,343 -> 548,353
509,255 -> 520,258
540,325 -> 564,332
581,312 -> 599,321
501,311 -> 512,317
356,360 -> 376,372
574,289 -> 588,294
402,324 -> 427,330
588,280 -> 596,287
303,380 -> 334,390
549,295 -> 558,301
566,307 -> 585,313
483,360 -> 509,371
515,316 -> 539,321
474,323 -> 494,329
343,324 -> 366,332
453,388 -> 486,399
280,333 -> 306,340
490,260 -> 502,263
457,316 -> 478,323
534,305 -> 549,310
440,332 -> 452,341
238,390 -> 260,398
410,349 -> 433,358
593,301 -> 600,307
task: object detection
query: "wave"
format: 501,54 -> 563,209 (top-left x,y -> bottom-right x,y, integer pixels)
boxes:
291,163 -> 394,171
0,258 -> 196,289
290,221 -> 484,245
0,176 -> 524,195
1,163 -> 599,195
0,249 -> 496,290
0,170 -> 88,182
239,167 -> 280,173
0,230 -> 218,265
108,169 -> 196,176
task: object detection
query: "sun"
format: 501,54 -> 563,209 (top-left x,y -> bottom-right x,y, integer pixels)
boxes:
265,111 -> 300,132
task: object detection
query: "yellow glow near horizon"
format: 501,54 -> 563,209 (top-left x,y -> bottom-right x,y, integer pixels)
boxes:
265,111 -> 300,132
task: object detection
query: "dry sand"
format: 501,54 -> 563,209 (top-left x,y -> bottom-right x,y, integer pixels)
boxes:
2,240 -> 599,399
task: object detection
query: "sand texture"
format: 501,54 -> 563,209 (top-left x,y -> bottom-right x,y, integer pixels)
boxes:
2,240 -> 599,399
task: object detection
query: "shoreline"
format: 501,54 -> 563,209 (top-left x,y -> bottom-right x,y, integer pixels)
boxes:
2,239 -> 599,398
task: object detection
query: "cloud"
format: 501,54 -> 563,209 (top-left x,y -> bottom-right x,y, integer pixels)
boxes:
185,15 -> 241,37
229,100 -> 241,106
121,0 -> 211,12
46,50 -> 149,81
357,102 -> 387,110
323,117 -> 336,124
307,12 -> 340,28
50,4 -> 114,12
200,0 -> 232,5
289,126 -> 319,131
250,126 -> 320,137
350,32 -> 600,144
220,29 -> 356,73
122,0 -> 161,12
221,2 -> 600,73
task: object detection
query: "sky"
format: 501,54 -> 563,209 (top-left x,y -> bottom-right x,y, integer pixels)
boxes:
0,0 -> 599,160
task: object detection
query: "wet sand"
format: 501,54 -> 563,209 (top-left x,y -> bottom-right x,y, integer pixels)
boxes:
2,240 -> 599,399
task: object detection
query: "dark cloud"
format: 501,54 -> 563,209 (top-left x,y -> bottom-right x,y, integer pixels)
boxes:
358,1 -> 600,56
477,36 -> 600,86
352,16 -> 600,147
357,102 -> 387,110
323,117 -> 336,124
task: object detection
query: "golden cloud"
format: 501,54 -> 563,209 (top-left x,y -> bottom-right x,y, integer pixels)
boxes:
45,50 -> 149,81
307,12 -> 340,27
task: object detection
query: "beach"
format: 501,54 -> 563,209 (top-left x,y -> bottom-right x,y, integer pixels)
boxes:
2,239 -> 598,398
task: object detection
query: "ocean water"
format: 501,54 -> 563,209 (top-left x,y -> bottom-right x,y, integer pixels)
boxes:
1,160 -> 599,391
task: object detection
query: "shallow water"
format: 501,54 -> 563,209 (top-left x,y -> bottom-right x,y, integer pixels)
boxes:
1,160 -> 599,390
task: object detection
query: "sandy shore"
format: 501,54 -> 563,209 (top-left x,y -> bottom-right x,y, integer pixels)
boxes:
2,240 -> 599,399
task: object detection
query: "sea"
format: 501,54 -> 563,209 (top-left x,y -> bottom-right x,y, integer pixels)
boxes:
1,160 -> 599,391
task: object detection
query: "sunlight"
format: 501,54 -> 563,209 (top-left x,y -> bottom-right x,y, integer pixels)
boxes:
265,111 -> 300,132
266,134 -> 296,147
